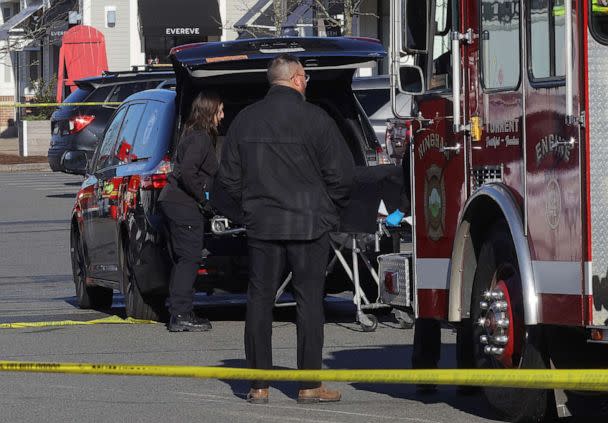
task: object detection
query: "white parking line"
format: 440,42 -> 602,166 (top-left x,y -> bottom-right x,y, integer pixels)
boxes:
33,188 -> 78,191
175,391 -> 441,423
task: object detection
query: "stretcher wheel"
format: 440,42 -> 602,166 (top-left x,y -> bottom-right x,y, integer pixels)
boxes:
360,314 -> 378,332
392,309 -> 414,329
396,317 -> 414,329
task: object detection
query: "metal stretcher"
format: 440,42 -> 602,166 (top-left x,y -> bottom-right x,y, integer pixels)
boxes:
211,214 -> 412,332
208,164 -> 411,331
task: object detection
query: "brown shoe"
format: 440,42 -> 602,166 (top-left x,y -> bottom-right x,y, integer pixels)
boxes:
246,388 -> 269,404
297,385 -> 341,404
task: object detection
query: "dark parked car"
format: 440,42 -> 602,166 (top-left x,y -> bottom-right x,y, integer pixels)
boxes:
48,68 -> 175,173
69,37 -> 395,320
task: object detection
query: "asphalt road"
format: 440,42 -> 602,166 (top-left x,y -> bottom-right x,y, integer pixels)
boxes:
0,172 -> 596,423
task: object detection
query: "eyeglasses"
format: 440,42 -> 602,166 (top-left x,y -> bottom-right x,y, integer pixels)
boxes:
291,73 -> 310,83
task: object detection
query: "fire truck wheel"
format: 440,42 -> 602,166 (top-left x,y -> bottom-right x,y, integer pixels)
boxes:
470,225 -> 554,423
120,238 -> 165,321
71,226 -> 113,310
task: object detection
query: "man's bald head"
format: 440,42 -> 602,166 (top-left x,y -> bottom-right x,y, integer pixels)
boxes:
267,54 -> 307,95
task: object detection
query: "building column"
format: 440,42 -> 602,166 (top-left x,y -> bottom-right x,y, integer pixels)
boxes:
219,0 -> 227,41
129,0 -> 144,66
81,0 -> 91,25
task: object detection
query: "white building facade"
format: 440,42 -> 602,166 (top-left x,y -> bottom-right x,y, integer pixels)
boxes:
0,0 -> 389,134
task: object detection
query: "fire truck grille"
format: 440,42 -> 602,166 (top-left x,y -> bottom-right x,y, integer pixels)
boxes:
471,165 -> 503,191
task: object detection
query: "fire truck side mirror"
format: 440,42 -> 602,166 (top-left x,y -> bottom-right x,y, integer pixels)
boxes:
398,65 -> 425,95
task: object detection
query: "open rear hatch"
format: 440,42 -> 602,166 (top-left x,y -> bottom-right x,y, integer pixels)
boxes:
170,36 -> 385,75
170,37 -> 386,165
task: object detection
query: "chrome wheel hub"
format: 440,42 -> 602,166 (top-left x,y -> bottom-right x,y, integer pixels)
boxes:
477,288 -> 510,357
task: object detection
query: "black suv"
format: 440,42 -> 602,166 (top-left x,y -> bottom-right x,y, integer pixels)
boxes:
47,68 -> 174,173
69,37 -> 396,320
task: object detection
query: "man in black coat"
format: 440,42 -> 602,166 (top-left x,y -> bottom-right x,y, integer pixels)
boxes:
218,54 -> 354,404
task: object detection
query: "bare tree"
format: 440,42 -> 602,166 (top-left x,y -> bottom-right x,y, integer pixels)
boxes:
233,0 -> 378,38
0,0 -> 73,61
273,0 -> 286,34
314,0 -> 378,36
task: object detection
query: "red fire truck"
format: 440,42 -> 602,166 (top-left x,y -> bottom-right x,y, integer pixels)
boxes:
381,0 -> 608,420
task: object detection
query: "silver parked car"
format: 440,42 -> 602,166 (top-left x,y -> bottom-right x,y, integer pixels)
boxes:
352,75 -> 412,163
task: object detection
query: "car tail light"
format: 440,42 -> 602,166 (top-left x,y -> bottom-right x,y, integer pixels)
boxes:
68,115 -> 95,134
141,156 -> 172,190
141,174 -> 168,190
128,175 -> 140,193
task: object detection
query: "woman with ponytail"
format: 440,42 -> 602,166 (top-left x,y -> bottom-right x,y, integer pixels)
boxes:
159,91 -> 224,332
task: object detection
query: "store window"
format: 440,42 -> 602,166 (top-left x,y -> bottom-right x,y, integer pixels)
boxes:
2,6 -> 11,21
28,50 -> 40,83
144,35 -> 206,64
528,0 -> 566,81
590,0 -> 608,44
480,0 -> 521,90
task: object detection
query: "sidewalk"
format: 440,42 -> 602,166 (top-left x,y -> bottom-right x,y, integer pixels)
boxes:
0,137 -> 50,172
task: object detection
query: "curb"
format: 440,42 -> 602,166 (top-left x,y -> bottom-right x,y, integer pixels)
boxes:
0,162 -> 51,173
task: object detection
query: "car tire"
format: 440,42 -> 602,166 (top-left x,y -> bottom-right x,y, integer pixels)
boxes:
119,237 -> 165,321
468,223 -> 554,423
70,226 -> 113,310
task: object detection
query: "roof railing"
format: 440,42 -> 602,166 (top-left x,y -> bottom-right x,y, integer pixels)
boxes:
101,64 -> 173,77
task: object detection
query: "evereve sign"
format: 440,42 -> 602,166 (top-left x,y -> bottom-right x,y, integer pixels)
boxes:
165,27 -> 200,35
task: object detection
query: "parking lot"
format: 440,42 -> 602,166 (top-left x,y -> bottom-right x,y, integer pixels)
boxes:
3,172 -> 602,423
0,172 -> 517,423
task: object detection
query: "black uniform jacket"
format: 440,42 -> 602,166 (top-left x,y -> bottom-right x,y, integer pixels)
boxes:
159,129 -> 218,207
218,85 -> 355,240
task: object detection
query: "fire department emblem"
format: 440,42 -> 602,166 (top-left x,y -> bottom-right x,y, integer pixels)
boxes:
545,177 -> 561,230
424,165 -> 446,241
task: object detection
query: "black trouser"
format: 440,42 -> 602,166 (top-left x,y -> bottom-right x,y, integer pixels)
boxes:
160,201 -> 203,316
412,318 -> 441,368
246,233 -> 330,390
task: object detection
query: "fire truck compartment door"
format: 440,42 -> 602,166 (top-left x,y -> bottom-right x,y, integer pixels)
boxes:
587,26 -> 608,327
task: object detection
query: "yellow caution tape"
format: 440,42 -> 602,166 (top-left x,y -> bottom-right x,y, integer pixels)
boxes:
0,102 -> 122,108
0,363 -> 606,391
0,315 -> 157,329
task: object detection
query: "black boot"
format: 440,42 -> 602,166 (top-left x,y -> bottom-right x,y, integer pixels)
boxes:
168,312 -> 212,332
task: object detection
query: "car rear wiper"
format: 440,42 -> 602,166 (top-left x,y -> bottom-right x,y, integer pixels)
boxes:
130,157 -> 150,162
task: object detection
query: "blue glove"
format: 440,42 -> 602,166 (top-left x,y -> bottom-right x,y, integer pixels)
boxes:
386,209 -> 405,227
